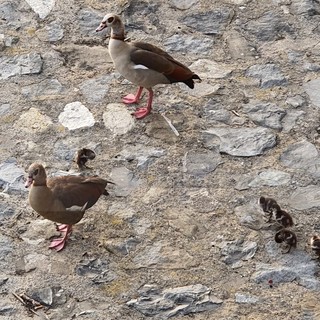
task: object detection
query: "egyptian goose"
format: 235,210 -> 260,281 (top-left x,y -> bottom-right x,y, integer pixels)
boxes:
96,13 -> 201,119
274,229 -> 297,253
25,163 -> 112,251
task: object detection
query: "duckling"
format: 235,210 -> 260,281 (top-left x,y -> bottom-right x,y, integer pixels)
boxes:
310,235 -> 320,256
75,148 -> 96,170
275,229 -> 297,253
259,196 -> 280,222
274,209 -> 294,228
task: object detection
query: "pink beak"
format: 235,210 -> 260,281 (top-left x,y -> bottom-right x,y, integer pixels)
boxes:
96,23 -> 106,32
25,177 -> 33,188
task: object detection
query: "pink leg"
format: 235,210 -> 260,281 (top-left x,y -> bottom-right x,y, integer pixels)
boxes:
123,87 -> 143,104
133,89 -> 153,119
49,225 -> 72,252
56,224 -> 69,232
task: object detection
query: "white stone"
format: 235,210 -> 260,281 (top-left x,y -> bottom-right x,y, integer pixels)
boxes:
103,103 -> 135,135
189,59 -> 233,79
171,0 -> 198,10
25,0 -> 55,19
58,102 -> 95,130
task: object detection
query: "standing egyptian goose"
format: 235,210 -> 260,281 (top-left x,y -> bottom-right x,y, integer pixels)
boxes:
96,13 -> 201,119
25,163 -> 112,251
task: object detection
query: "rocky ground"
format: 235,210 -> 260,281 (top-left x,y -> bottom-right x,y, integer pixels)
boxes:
1,0 -> 320,319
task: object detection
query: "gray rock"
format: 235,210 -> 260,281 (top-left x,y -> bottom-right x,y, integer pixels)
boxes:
0,53 -> 42,80
235,293 -> 259,304
58,102 -> 95,130
182,148 -> 222,176
244,12 -> 293,41
79,75 -> 114,103
164,34 -> 214,55
252,264 -> 297,283
234,203 -> 265,230
76,258 -> 117,284
0,158 -> 25,194
280,140 -> 320,175
289,185 -> 320,210
31,286 -> 67,307
115,144 -> 166,168
304,79 -> 320,107
25,0 -> 55,19
248,169 -> 291,187
181,9 -> 234,35
0,278 -> 8,286
170,0 -> 198,10
246,64 -> 287,88
0,235 -> 12,267
282,110 -> 305,132
303,62 -> 320,72
290,0 -> 320,16
21,79 -> 66,101
127,284 -> 223,317
220,239 -> 258,266
110,166 -> 140,197
224,30 -> 254,59
243,102 -> 286,130
77,9 -> 104,35
53,141 -> 77,161
0,305 -> 15,316
35,20 -> 64,42
285,95 -> 306,108
102,237 -> 140,255
202,100 -> 231,124
0,104 -> 11,116
103,103 -> 135,136
189,59 -> 233,79
0,203 -> 15,221
203,127 -> 277,157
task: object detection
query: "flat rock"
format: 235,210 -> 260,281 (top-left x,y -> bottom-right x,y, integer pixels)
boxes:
234,203 -> 265,230
0,203 -> 15,221
35,20 -> 64,41
182,148 -> 222,176
58,102 -> 95,130
189,59 -> 233,79
286,95 -> 306,108
248,169 -> 291,187
224,30 -> 253,59
0,235 -> 13,268
115,144 -> 166,168
0,53 -> 42,80
103,103 -> 135,136
77,9 -> 104,35
127,284 -> 222,317
15,107 -> 52,132
182,82 -> 221,97
246,64 -> 287,88
290,0 -> 320,15
170,0 -> 198,10
164,35 -> 214,55
304,79 -> 320,107
181,9 -> 234,35
21,79 -> 66,101
282,110 -> 305,133
203,127 -> 277,157
202,100 -> 231,124
0,158 -> 26,194
79,75 -> 114,103
289,185 -> 320,210
25,0 -> 55,19
110,166 -> 140,197
0,104 -> 10,116
242,102 -> 286,130
235,293 -> 259,304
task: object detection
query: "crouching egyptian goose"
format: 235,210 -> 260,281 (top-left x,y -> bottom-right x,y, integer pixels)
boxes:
96,13 -> 201,119
25,163 -> 113,251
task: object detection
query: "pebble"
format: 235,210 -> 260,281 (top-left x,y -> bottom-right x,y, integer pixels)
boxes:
304,79 -> 320,107
127,284 -> 223,317
246,64 -> 287,88
182,148 -> 222,176
170,0 -> 198,10
58,102 -> 95,130
189,59 -> 233,79
286,95 -> 306,108
0,53 -> 42,80
25,0 -> 55,19
235,293 -> 259,304
0,158 -> 26,194
203,127 -> 277,156
15,107 -> 53,133
242,102 -> 286,130
103,103 -> 135,135
181,9 -> 234,35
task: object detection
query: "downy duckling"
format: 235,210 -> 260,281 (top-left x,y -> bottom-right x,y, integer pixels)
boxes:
274,209 -> 294,228
275,229 -> 297,253
259,196 -> 280,222
310,235 -> 320,257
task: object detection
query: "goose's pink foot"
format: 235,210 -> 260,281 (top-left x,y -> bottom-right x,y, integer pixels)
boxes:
122,87 -> 143,104
56,224 -> 69,232
49,225 -> 72,252
132,107 -> 151,119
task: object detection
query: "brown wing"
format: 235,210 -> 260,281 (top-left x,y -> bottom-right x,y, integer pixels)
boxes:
131,42 -> 196,82
47,176 -> 109,210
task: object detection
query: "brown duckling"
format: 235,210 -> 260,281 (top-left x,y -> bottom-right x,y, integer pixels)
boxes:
275,229 -> 297,253
310,235 -> 320,256
259,196 -> 280,221
75,148 -> 96,170
25,163 -> 113,251
274,209 -> 294,228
